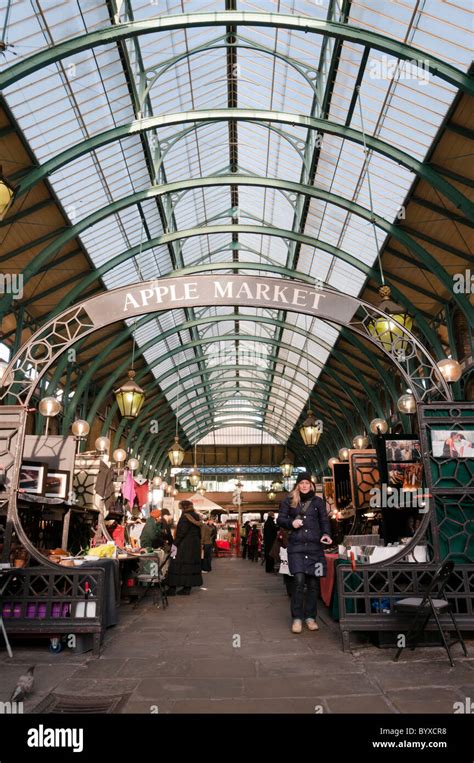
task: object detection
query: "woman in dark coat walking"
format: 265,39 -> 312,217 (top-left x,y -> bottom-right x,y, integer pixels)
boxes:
167,500 -> 203,595
277,473 -> 332,633
263,512 -> 278,572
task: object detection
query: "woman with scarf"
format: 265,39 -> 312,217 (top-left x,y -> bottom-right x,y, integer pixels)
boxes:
277,473 -> 332,633
167,500 -> 203,595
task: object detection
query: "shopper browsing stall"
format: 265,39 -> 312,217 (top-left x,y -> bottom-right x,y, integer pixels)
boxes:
277,473 -> 332,633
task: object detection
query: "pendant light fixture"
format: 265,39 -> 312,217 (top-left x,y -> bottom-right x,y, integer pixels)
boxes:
355,87 -> 413,355
352,434 -> 369,449
0,170 -> 15,221
114,327 -> 145,419
369,418 -> 388,435
299,315 -> 322,447
397,393 -> 417,415
167,375 -> 185,467
188,442 -> 201,488
280,406 -> 294,477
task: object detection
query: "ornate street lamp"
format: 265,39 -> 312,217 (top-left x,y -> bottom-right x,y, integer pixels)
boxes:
167,435 -> 185,467
114,370 -> 145,419
280,451 -> 294,478
299,410 -> 322,446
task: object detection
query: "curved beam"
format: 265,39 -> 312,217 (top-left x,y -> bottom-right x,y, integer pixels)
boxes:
6,176 -> 470,323
2,12 -> 471,94
14,112 -> 472,220
70,309 -> 383,434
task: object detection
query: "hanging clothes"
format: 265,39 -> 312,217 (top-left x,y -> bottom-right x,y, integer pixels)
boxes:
134,480 -> 149,507
121,469 -> 136,504
95,461 -> 115,511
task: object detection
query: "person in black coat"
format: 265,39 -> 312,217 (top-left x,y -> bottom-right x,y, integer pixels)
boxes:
263,512 -> 278,573
167,500 -> 203,595
277,473 -> 332,633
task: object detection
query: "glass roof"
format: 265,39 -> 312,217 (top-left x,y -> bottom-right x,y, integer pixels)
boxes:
2,0 -> 472,445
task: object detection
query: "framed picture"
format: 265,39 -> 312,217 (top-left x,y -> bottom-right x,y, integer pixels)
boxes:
44,469 -> 70,499
388,462 -> 423,492
19,461 -> 47,495
430,429 -> 474,459
384,436 -> 422,463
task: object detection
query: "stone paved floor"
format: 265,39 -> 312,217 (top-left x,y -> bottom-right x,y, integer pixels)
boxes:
1,557 -> 473,714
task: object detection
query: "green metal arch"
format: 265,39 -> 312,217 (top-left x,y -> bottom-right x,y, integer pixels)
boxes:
2,12 -> 472,94
14,111 -> 472,220
94,331 -> 372,436
67,309 -> 384,435
6,175 -> 470,326
107,361 -> 364,454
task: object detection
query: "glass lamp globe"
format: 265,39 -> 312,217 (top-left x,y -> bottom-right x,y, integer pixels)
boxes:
369,418 -> 388,435
328,457 -> 339,468
95,436 -> 110,453
38,396 -> 61,418
397,393 -> 417,415
268,490 -> 276,501
352,434 -> 369,449
71,419 -> 90,438
113,448 -> 127,463
127,457 -> 139,471
153,476 -> 162,488
188,467 -> 201,487
437,358 -> 462,383
161,481 -> 168,491
338,447 -> 350,461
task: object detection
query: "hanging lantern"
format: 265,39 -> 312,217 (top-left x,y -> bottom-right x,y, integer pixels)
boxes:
397,393 -> 417,415
271,479 -> 283,492
368,285 -> 412,354
280,451 -> 294,478
197,482 -> 206,496
95,436 -> 110,453
114,370 -> 145,419
167,435 -> 185,467
328,457 -> 339,468
127,457 -> 139,472
352,434 -> 369,449
113,448 -> 127,464
369,418 -> 388,435
268,490 -> 276,501
338,447 -> 350,461
71,419 -> 90,439
0,173 -> 15,221
188,466 -> 201,487
299,410 -> 322,446
437,358 -> 462,383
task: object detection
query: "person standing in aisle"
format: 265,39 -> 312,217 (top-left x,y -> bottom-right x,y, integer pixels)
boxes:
167,500 -> 203,595
201,518 -> 214,573
248,523 -> 262,562
263,511 -> 278,572
277,473 -> 332,633
240,520 -> 251,559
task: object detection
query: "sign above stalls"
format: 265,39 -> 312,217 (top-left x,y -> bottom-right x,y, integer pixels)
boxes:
84,275 -> 358,327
